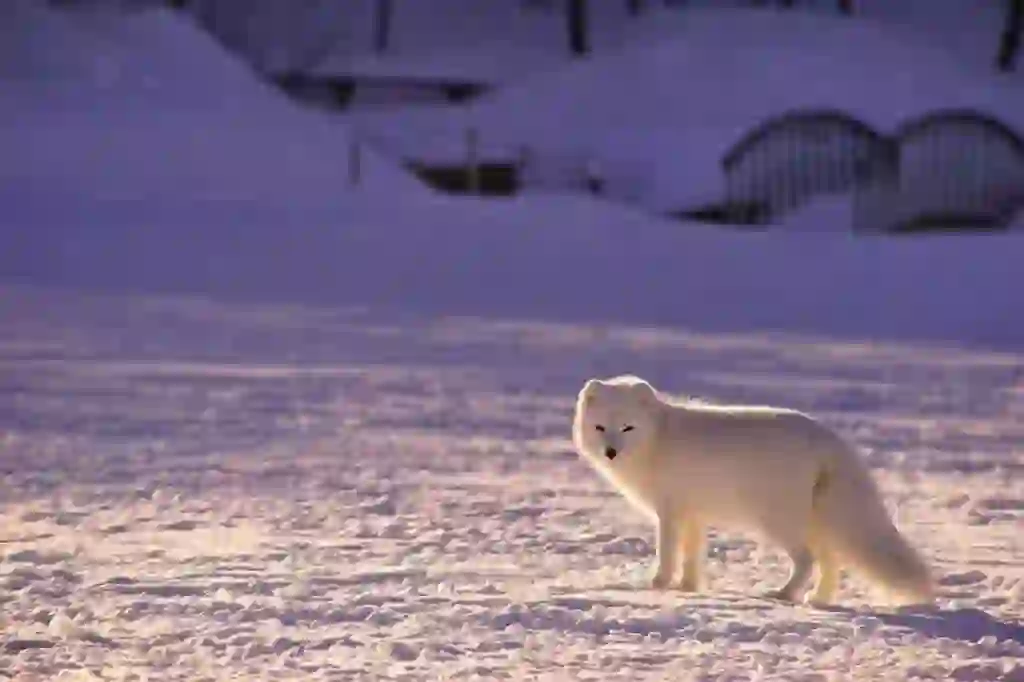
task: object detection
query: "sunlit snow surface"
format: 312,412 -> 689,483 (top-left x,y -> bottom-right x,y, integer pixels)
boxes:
0,287 -> 1021,681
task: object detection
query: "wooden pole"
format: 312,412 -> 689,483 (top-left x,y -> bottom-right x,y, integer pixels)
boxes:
518,144 -> 532,192
374,0 -> 393,54
348,136 -> 362,187
997,0 -> 1023,71
567,0 -> 589,56
466,126 -> 480,194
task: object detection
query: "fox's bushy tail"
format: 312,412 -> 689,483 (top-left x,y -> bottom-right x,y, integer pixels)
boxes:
812,440 -> 934,604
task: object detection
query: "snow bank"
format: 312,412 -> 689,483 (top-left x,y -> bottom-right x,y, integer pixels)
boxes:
0,2 -> 426,205
2,3 -> 1022,350
5,191 -> 1024,350
235,0 -> 701,83
232,0 -> 1021,87
858,0 -> 1021,83
350,8 -> 1024,212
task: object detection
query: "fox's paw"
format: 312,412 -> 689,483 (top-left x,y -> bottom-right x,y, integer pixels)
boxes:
761,588 -> 799,603
804,596 -> 842,611
805,590 -> 837,609
678,576 -> 701,593
650,571 -> 673,591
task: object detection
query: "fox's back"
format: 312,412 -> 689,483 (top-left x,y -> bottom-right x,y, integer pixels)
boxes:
658,400 -> 832,459
650,401 -> 840,523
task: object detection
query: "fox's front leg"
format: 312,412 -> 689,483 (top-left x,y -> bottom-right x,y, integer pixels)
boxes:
679,518 -> 706,592
651,511 -> 678,590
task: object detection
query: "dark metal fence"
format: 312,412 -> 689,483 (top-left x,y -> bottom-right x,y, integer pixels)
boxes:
721,110 -> 895,226
883,110 -> 1024,231
719,108 -> 1024,232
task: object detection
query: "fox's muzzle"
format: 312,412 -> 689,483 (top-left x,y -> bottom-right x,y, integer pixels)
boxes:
604,447 -> 618,460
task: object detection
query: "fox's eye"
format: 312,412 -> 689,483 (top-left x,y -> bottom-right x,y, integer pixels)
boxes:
595,425 -> 605,432
621,425 -> 635,433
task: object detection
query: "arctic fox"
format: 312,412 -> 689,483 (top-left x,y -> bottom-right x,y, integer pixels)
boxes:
572,375 -> 934,606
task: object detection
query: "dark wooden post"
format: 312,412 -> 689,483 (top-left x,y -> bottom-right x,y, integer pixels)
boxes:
374,0 -> 393,54
997,0 -> 1023,71
466,127 -> 480,194
348,140 -> 362,187
567,0 -> 589,56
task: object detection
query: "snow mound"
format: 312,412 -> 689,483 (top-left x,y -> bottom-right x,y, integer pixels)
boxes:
2,3 -> 1023,349
473,8 -> 1024,139
0,2 -> 426,204
5,191 -> 1024,349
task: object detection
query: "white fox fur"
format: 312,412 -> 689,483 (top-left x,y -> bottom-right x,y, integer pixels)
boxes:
571,375 -> 934,606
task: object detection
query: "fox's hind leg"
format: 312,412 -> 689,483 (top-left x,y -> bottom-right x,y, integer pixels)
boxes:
807,531 -> 839,605
760,510 -> 816,602
760,484 -> 819,602
764,545 -> 815,602
806,465 -> 839,605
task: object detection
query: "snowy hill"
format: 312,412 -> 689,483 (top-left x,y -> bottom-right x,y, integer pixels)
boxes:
2,2 -> 1024,349
6,191 -> 1024,349
0,1 -> 426,206
200,0 -> 1022,87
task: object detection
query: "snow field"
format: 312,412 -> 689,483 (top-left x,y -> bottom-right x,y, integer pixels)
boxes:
0,288 -> 1021,681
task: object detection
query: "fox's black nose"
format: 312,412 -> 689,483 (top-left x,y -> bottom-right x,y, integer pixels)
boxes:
604,447 -> 618,460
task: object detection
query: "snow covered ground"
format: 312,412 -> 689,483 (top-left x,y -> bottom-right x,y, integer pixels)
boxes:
0,286 -> 1022,681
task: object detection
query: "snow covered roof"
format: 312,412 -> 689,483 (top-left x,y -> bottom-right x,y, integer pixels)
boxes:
348,8 -> 1024,213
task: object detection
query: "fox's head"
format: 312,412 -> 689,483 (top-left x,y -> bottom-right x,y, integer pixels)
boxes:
572,375 -> 661,465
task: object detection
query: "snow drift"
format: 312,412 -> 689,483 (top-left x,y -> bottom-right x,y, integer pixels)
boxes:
2,3 -> 1023,350
0,1 -> 426,206
5,192 -> 1024,350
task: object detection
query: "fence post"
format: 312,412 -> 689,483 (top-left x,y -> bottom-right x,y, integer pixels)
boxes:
518,144 -> 532,193
585,156 -> 603,195
466,126 -> 480,194
348,135 -> 362,187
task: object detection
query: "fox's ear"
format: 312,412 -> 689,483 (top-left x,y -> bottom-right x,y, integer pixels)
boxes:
580,378 -> 602,403
633,380 -> 658,405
